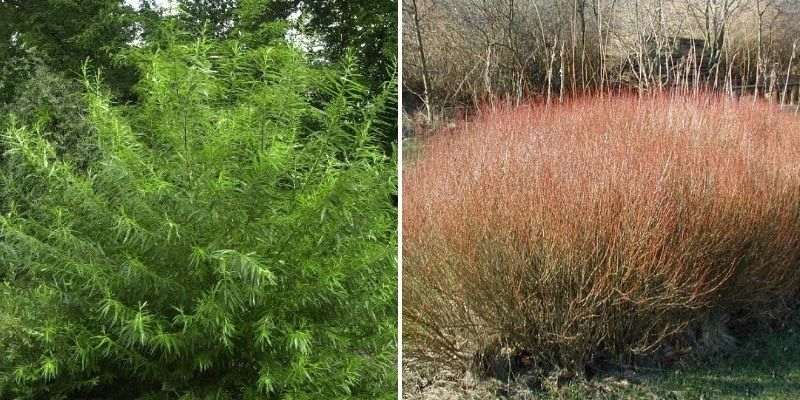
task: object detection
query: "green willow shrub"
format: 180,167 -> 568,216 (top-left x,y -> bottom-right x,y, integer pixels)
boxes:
0,37 -> 396,399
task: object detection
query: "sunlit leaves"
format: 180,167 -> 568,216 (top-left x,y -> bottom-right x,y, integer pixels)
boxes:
38,357 -> 58,381
210,249 -> 276,290
120,304 -> 155,347
286,330 -> 312,356
254,314 -> 275,350
256,368 -> 274,394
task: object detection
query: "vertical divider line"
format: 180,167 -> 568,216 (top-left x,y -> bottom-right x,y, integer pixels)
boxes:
397,0 -> 404,396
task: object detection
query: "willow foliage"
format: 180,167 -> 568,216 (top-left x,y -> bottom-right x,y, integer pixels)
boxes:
0,37 -> 396,399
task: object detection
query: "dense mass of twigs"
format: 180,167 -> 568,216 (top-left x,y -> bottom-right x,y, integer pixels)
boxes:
404,93 -> 800,373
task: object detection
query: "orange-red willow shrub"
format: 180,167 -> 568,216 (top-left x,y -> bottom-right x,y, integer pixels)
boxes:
403,94 -> 800,373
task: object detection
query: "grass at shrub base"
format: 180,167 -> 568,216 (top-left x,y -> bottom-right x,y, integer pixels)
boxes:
555,322 -> 800,400
403,318 -> 800,399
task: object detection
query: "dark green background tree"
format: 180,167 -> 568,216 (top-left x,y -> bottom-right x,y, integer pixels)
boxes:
0,0 -> 140,100
175,0 -> 397,90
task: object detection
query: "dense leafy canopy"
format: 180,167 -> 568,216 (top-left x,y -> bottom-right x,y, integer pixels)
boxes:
0,35 -> 396,399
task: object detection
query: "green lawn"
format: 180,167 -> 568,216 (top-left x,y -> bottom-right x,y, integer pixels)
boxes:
552,325 -> 800,399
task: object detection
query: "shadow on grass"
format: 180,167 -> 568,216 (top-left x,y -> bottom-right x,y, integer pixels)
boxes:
555,325 -> 800,400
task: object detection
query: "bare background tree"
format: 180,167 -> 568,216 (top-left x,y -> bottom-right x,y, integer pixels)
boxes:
403,0 -> 800,127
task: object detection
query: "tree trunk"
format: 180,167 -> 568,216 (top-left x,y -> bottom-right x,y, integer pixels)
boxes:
411,0 -> 433,122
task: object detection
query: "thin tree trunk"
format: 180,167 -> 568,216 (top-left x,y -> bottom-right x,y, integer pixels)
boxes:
559,42 -> 565,103
411,0 -> 433,122
782,41 -> 797,106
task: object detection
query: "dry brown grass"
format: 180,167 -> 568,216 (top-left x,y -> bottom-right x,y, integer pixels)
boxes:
403,94 -> 800,375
